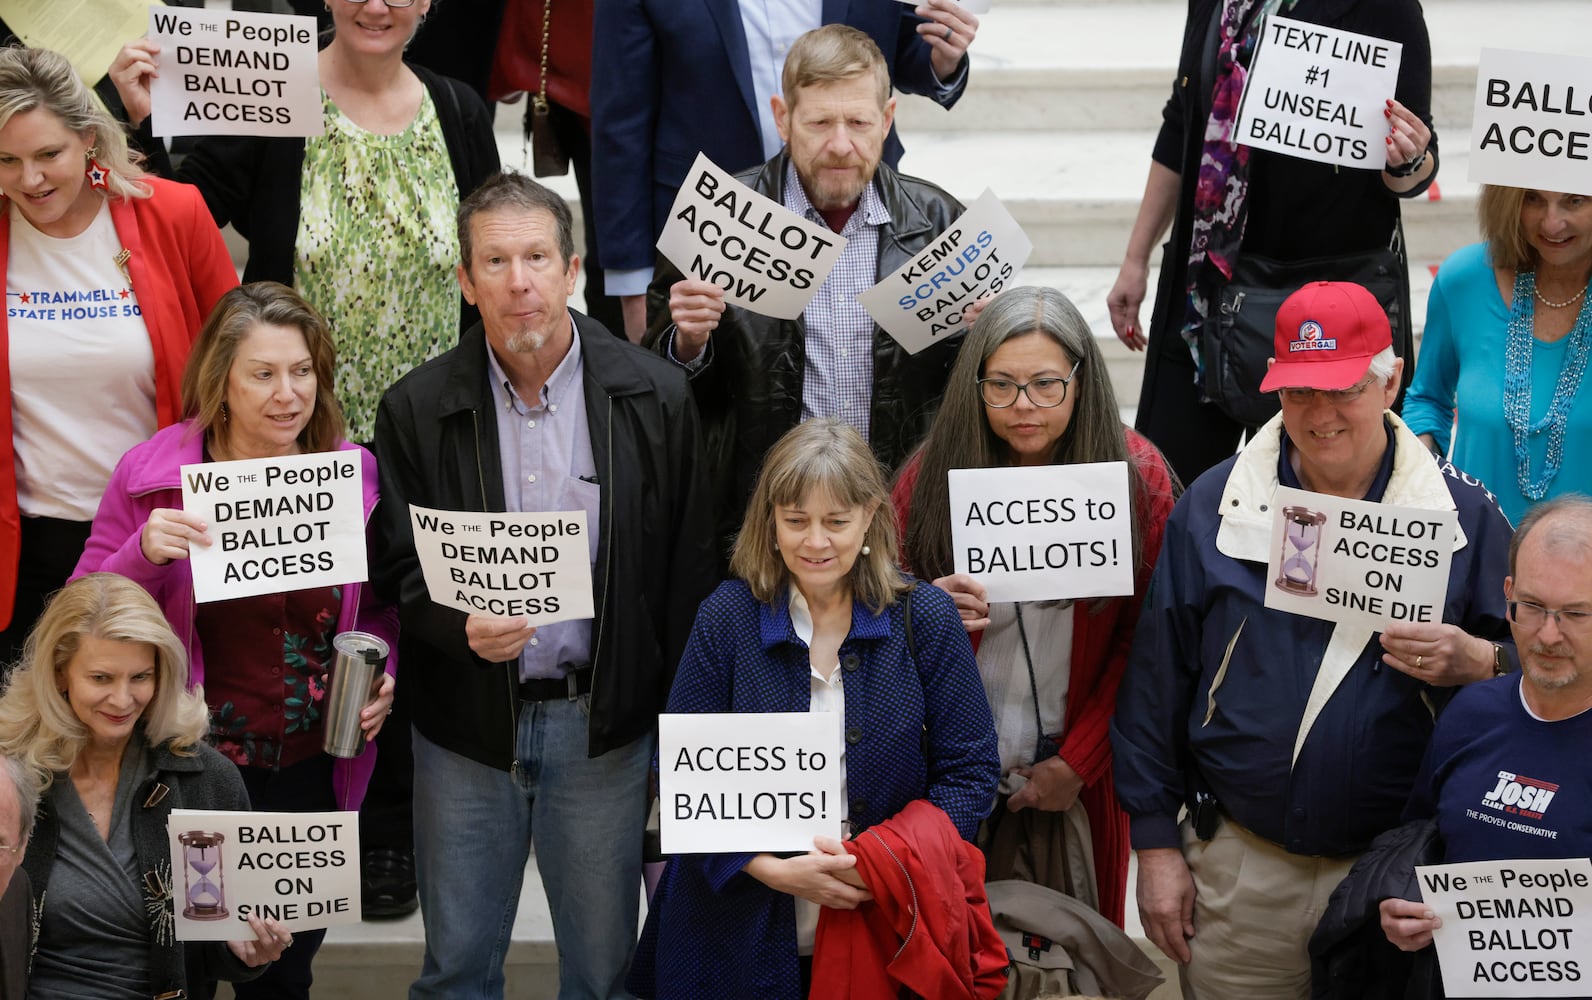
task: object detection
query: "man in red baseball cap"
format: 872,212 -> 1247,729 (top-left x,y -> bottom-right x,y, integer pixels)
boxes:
1112,284 -> 1517,997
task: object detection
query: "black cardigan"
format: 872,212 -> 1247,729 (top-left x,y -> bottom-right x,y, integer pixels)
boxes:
20,736 -> 263,998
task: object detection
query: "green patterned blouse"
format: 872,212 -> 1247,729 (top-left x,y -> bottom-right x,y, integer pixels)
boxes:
295,89 -> 462,443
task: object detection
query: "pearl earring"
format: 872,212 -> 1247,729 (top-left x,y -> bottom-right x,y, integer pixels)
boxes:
861,545 -> 871,556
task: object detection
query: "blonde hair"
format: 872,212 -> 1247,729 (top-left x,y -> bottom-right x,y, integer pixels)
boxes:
730,420 -> 909,613
0,574 -> 209,793
1478,185 -> 1533,272
0,46 -> 148,201
781,24 -> 891,110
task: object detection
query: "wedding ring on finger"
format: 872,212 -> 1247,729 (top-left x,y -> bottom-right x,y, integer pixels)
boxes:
944,25 -> 953,40
1415,654 -> 1424,669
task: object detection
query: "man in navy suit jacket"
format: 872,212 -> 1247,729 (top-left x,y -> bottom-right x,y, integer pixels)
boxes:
591,0 -> 979,340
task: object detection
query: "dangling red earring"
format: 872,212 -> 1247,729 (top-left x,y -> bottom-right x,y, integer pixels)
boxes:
85,147 -> 110,191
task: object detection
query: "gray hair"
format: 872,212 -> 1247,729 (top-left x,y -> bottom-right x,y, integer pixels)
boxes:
900,286 -> 1157,600
456,171 -> 575,270
1366,345 -> 1399,386
0,754 -> 36,844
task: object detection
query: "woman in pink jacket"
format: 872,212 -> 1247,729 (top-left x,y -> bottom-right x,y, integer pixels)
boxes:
73,282 -> 396,1000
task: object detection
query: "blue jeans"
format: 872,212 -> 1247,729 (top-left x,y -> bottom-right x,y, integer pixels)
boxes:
409,697 -> 653,1000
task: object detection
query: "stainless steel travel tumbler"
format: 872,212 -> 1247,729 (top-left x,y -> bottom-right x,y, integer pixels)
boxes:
323,631 -> 389,758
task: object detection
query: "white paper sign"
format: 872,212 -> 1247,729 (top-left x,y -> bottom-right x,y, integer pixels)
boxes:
147,6 -> 322,138
181,452 -> 367,603
658,712 -> 842,854
1234,16 -> 1402,170
1469,49 -> 1592,193
408,506 -> 594,626
656,153 -> 847,319
948,463 -> 1134,603
1417,858 -> 1592,997
1263,486 -> 1456,630
858,189 -> 1031,355
892,0 -> 994,13
168,809 -> 360,940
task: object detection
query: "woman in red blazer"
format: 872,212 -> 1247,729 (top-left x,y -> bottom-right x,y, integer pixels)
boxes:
893,286 -> 1179,927
0,46 -> 236,668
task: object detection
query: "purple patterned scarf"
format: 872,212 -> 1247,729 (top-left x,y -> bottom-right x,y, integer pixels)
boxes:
1180,0 -> 1295,380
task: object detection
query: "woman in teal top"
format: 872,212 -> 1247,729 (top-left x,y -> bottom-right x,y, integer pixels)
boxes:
1402,185 -> 1592,525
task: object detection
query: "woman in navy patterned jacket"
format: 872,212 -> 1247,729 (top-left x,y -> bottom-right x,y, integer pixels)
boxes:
629,418 -> 1000,999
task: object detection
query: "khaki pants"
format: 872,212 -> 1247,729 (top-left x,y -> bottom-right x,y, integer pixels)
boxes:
1178,817 -> 1357,1000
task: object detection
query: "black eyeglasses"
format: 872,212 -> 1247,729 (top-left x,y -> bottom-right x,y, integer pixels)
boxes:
978,359 -> 1082,409
1279,373 -> 1379,406
1507,599 -> 1592,634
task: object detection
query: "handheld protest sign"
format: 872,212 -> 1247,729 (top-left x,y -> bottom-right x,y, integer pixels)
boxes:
168,809 -> 361,939
147,6 -> 323,138
1263,485 -> 1456,631
408,506 -> 595,626
1469,49 -> 1592,193
1233,16 -> 1401,170
658,712 -> 842,854
858,189 -> 1032,355
655,153 -> 847,320
181,452 -> 368,603
1416,858 -> 1592,997
3,0 -> 149,83
948,462 -> 1134,603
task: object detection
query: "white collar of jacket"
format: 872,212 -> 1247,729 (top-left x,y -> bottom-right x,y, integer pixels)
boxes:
1212,410 -> 1468,768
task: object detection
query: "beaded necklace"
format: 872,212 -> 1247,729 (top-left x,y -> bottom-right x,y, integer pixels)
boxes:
1503,270 -> 1592,501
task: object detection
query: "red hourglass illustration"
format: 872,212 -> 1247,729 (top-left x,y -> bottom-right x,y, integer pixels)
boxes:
1277,506 -> 1327,596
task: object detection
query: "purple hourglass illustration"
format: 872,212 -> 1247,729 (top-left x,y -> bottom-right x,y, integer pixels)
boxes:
1277,506 -> 1327,596
179,831 -> 229,920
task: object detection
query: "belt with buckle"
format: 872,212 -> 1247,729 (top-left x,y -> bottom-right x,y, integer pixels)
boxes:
518,667 -> 593,703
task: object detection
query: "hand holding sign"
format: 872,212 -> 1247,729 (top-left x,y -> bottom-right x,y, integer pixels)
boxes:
141,507 -> 213,566
228,914 -> 294,967
1379,621 -> 1496,686
108,38 -> 161,128
1379,896 -> 1441,952
465,614 -> 538,663
667,279 -> 729,362
1384,98 -> 1433,178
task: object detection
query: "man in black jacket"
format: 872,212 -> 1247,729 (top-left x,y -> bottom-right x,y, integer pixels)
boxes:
645,25 -> 968,554
374,172 -> 715,999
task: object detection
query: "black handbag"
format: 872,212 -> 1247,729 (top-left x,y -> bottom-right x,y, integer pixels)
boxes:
1199,223 -> 1412,427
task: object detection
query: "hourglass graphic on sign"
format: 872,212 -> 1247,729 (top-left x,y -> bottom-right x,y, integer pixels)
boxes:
179,831 -> 230,921
1276,506 -> 1327,596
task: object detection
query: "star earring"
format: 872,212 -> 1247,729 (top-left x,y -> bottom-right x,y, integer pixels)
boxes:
84,147 -> 110,191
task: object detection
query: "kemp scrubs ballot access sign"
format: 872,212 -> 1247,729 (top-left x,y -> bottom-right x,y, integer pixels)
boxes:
656,153 -> 847,319
1264,486 -> 1456,631
658,712 -> 843,854
408,506 -> 595,626
1234,17 -> 1401,170
858,189 -> 1032,355
147,6 -> 322,138
1418,858 -> 1592,997
1469,49 -> 1592,194
181,451 -> 368,603
167,809 -> 360,940
948,462 -> 1134,604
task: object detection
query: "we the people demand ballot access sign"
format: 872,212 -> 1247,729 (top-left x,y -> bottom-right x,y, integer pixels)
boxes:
147,6 -> 322,138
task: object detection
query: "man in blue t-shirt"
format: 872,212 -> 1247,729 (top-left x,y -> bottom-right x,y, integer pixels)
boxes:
1382,495 -> 1592,964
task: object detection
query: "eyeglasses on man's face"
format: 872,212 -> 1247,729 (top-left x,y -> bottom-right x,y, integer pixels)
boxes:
1507,599 -> 1592,634
978,358 -> 1083,409
342,0 -> 419,8
1279,373 -> 1379,407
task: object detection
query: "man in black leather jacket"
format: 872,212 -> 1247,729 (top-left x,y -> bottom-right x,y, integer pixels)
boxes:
644,25 -> 968,552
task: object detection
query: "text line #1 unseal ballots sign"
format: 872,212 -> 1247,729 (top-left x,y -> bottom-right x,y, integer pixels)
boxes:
1234,16 -> 1401,170
655,153 -> 847,319
409,506 -> 595,626
181,451 -> 368,603
147,6 -> 323,138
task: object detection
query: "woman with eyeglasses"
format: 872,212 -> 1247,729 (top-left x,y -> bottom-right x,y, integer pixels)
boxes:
892,286 -> 1179,927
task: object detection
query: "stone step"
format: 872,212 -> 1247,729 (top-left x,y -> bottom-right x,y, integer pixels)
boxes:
896,129 -> 1478,268
893,1 -> 1592,132
251,853 -> 1184,999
